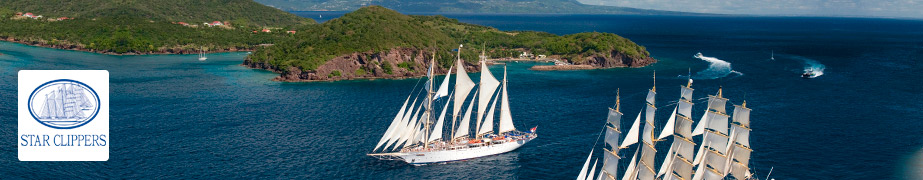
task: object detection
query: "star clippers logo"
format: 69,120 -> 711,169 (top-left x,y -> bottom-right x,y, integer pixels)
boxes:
19,70 -> 109,161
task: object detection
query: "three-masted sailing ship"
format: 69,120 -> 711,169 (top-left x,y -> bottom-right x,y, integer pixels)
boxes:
368,45 -> 537,165
38,84 -> 95,120
576,73 -> 757,180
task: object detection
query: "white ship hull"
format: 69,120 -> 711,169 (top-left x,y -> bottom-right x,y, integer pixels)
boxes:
371,136 -> 535,165
405,138 -> 532,165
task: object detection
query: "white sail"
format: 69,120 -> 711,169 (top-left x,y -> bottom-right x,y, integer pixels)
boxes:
602,149 -> 619,179
429,93 -> 453,142
587,159 -> 598,180
691,155 -> 706,180
676,119 -> 694,140
453,55 -> 476,124
670,140 -> 696,180
498,66 -> 516,133
393,103 -> 424,150
479,90 -> 500,135
638,162 -> 656,180
703,169 -> 725,180
639,142 -> 657,180
640,88 -> 659,179
577,149 -> 594,180
660,84 -> 698,179
605,127 -> 620,150
726,104 -> 752,179
384,98 -> 419,149
731,126 -> 750,148
674,122 -> 695,158
681,86 -> 693,101
692,134 -> 708,165
658,107 -> 677,140
668,155 -> 694,180
704,131 -> 729,154
723,130 -> 739,176
454,90 -> 478,139
411,113 -> 426,144
678,100 -> 693,118
728,145 -> 753,178
732,105 -> 751,127
692,132 -> 729,179
641,119 -> 655,147
620,111 -> 642,148
693,90 -> 725,136
706,112 -> 730,135
703,151 -> 728,178
657,143 -> 676,177
607,108 -> 622,130
477,61 -> 501,132
435,65 -> 453,99
374,96 -> 411,151
645,89 -> 656,105
692,112 -> 708,136
691,141 -> 714,180
643,94 -> 657,142
601,97 -> 622,180
621,148 -> 640,180
708,96 -> 728,114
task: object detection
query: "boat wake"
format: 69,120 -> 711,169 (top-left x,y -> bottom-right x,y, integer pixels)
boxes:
790,55 -> 826,78
692,52 -> 743,79
803,59 -> 825,78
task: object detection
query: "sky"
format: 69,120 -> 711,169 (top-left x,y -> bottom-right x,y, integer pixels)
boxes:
578,0 -> 923,18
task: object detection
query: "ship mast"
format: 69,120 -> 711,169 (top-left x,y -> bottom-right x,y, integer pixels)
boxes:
636,71 -> 659,180
690,86 -> 731,180
600,89 -> 622,180
724,99 -> 753,179
655,72 -> 697,180
451,44 -> 463,138
423,50 -> 436,149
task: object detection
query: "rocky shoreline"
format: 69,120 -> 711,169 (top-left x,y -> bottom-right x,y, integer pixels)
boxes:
0,37 -> 254,55
244,48 -> 656,82
530,65 -> 597,71
244,48 -> 480,82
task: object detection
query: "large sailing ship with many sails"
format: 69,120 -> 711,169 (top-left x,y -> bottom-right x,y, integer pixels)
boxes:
576,73 -> 759,180
368,45 -> 537,165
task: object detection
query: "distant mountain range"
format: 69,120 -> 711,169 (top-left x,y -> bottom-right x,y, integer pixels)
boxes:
255,0 -> 696,15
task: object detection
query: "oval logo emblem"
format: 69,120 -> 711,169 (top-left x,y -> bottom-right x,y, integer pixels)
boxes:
28,79 -> 100,129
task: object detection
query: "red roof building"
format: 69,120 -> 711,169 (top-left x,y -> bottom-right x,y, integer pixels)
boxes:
23,13 -> 34,17
261,29 -> 271,33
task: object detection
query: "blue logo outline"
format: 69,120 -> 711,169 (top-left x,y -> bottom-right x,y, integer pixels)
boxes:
27,79 -> 101,129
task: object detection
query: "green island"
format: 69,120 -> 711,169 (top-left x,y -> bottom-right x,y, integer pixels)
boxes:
255,0 -> 694,15
245,6 -> 656,81
0,0 -> 313,54
0,1 -> 655,81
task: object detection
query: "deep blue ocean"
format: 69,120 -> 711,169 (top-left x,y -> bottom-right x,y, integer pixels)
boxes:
2,13 -> 923,179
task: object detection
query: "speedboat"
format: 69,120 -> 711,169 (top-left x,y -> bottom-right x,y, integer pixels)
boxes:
802,69 -> 817,78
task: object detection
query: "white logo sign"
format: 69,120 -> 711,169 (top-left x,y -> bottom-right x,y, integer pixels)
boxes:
19,70 -> 109,161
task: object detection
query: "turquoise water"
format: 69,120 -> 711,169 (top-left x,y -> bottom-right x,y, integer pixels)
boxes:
2,14 -> 923,179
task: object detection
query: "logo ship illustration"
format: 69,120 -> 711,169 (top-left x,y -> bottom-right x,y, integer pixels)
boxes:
37,84 -> 95,122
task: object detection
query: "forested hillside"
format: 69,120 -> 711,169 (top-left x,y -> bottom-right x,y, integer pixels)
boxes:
0,0 -> 313,54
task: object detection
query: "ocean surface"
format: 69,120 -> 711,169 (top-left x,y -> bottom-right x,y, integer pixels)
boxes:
2,13 -> 923,179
